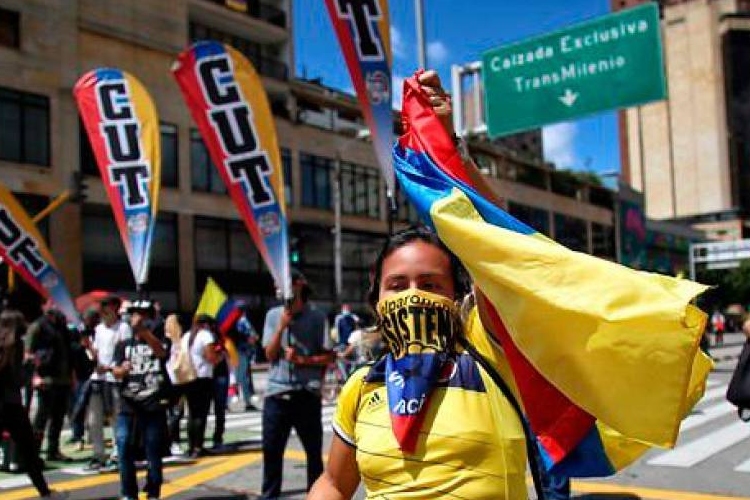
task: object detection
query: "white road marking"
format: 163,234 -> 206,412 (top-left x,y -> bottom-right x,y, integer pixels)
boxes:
648,421 -> 750,467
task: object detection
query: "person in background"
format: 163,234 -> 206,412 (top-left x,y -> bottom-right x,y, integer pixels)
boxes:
86,295 -> 132,471
261,270 -> 333,499
0,309 -> 68,499
234,312 -> 259,412
113,301 -> 170,500
164,314 -> 187,456
67,308 -> 98,448
27,307 -> 73,463
183,314 -> 220,458
333,304 -> 358,350
711,308 -> 726,346
210,324 -> 229,451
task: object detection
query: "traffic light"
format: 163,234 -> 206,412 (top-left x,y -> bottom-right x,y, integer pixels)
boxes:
290,237 -> 300,264
70,171 -> 88,203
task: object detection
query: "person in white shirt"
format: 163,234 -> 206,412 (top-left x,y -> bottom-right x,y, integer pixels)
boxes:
182,314 -> 220,458
86,295 -> 132,470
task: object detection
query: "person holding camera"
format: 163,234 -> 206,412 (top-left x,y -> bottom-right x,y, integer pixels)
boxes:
112,301 -> 170,500
261,270 -> 333,499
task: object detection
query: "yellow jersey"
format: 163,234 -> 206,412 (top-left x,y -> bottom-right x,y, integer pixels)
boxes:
332,308 -> 528,499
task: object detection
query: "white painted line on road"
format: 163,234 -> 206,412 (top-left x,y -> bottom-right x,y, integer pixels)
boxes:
0,476 -> 31,489
734,457 -> 750,473
706,379 -> 721,388
648,421 -> 750,467
698,385 -> 729,403
680,401 -> 736,432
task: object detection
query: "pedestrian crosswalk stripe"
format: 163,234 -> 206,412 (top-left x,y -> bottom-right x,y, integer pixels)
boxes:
699,385 -> 729,403
734,458 -> 750,473
680,401 -> 736,432
648,421 -> 750,467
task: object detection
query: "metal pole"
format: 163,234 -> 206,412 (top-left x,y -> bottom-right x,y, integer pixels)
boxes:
415,0 -> 427,69
334,154 -> 343,304
614,182 -> 622,264
689,243 -> 696,282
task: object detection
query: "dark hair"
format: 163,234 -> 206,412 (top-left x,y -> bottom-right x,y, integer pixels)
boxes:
367,226 -> 470,310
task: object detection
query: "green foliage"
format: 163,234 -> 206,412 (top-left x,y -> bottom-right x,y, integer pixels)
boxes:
696,260 -> 750,309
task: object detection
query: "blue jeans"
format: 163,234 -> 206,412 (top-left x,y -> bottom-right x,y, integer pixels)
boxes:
212,375 -> 229,446
235,347 -> 255,405
115,410 -> 166,499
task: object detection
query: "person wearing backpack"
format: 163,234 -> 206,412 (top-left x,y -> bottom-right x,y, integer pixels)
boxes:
0,308 -> 68,499
112,301 -> 170,500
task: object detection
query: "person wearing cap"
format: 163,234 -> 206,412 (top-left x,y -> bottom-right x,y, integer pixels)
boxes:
86,295 -> 132,471
261,270 -> 334,499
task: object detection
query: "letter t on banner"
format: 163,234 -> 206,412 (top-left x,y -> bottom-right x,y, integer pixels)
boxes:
325,0 -> 395,200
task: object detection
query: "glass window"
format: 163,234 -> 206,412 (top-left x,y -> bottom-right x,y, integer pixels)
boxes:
339,162 -> 380,219
554,213 -> 588,252
281,147 -> 293,206
160,123 -> 179,187
0,8 -> 19,49
300,153 -> 331,209
195,217 -> 228,270
0,87 -> 49,166
508,202 -> 550,236
592,223 -> 615,259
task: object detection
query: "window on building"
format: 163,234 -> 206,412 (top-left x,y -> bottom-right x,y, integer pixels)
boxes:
300,152 -> 332,209
79,120 -> 98,175
190,129 -> 226,193
194,216 -> 270,299
508,202 -> 550,236
0,8 -> 19,49
592,223 -> 615,259
554,213 -> 588,252
161,123 -> 179,187
340,162 -> 380,218
82,206 -> 180,309
188,21 -> 287,80
281,147 -> 293,206
395,184 -> 419,224
0,87 -> 49,166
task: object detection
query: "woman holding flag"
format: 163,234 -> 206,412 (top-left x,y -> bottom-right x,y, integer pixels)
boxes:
308,71 -> 712,499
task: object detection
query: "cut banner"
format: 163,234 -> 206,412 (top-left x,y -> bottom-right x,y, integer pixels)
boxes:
0,184 -> 78,323
325,0 -> 394,197
74,69 -> 161,287
172,41 -> 291,299
392,72 -> 712,476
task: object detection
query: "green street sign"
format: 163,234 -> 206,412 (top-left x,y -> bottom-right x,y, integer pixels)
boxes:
481,3 -> 666,138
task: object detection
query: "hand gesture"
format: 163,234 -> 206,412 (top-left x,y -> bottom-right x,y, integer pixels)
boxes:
417,70 -> 454,136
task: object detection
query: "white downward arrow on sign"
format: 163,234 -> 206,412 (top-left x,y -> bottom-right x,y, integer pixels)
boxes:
559,88 -> 579,107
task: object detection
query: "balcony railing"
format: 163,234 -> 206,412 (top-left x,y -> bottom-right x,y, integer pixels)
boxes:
200,0 -> 287,29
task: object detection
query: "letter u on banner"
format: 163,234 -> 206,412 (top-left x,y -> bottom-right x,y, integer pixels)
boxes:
0,184 -> 79,323
172,41 -> 291,299
73,69 -> 161,287
325,0 -> 395,197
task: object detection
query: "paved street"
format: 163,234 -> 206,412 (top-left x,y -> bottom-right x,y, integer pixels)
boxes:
2,334 -> 750,499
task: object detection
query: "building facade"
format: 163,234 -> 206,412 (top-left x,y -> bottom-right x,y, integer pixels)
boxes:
0,0 -> 690,321
614,0 -> 750,240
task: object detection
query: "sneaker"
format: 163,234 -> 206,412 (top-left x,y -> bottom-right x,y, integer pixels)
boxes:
244,403 -> 259,411
170,443 -> 184,456
42,491 -> 70,499
85,458 -> 104,471
102,458 -> 118,472
46,451 -> 73,462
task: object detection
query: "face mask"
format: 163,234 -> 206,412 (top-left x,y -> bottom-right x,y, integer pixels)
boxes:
376,288 -> 462,358
376,289 -> 462,454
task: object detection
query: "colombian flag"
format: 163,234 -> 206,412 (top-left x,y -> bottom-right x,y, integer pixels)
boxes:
195,277 -> 242,368
393,72 -> 712,476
